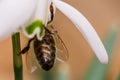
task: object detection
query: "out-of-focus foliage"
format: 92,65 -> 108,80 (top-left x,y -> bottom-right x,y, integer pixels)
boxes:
56,64 -> 70,80
116,73 -> 120,80
83,27 -> 119,80
34,63 -> 70,80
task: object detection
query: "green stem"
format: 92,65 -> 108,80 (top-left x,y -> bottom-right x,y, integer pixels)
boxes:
12,33 -> 23,80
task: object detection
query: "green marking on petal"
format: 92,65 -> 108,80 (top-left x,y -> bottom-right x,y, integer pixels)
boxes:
39,23 -> 44,37
25,20 -> 44,37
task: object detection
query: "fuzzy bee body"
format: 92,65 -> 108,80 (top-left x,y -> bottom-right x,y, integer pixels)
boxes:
33,30 -> 56,71
19,26 -> 68,71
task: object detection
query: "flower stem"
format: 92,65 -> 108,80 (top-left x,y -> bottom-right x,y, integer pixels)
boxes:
12,32 -> 23,80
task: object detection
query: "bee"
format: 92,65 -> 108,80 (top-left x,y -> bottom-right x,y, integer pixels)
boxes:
19,25 -> 68,71
19,2 -> 68,71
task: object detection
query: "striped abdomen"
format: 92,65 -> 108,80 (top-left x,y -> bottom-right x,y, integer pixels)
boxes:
33,32 -> 56,71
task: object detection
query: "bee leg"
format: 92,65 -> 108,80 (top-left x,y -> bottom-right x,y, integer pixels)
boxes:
44,26 -> 57,35
18,37 -> 35,55
44,27 -> 55,34
51,30 -> 57,34
47,2 -> 54,24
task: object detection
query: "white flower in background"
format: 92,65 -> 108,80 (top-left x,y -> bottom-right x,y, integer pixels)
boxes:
0,0 -> 108,64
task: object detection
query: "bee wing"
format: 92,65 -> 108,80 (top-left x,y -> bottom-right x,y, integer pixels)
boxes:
46,25 -> 69,62
26,41 -> 40,73
53,34 -> 69,62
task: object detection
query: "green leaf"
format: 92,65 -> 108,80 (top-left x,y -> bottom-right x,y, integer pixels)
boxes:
84,27 -> 118,80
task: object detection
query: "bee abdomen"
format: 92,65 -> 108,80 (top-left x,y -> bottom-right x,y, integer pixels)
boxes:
33,34 -> 56,71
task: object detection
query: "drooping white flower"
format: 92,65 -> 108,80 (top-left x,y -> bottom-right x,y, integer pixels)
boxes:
0,0 -> 108,64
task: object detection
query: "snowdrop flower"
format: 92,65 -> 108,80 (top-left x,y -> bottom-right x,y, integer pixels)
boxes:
0,0 -> 108,64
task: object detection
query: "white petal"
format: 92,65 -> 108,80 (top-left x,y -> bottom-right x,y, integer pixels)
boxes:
0,0 -> 37,40
53,0 -> 108,64
32,0 -> 51,25
22,0 -> 52,40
